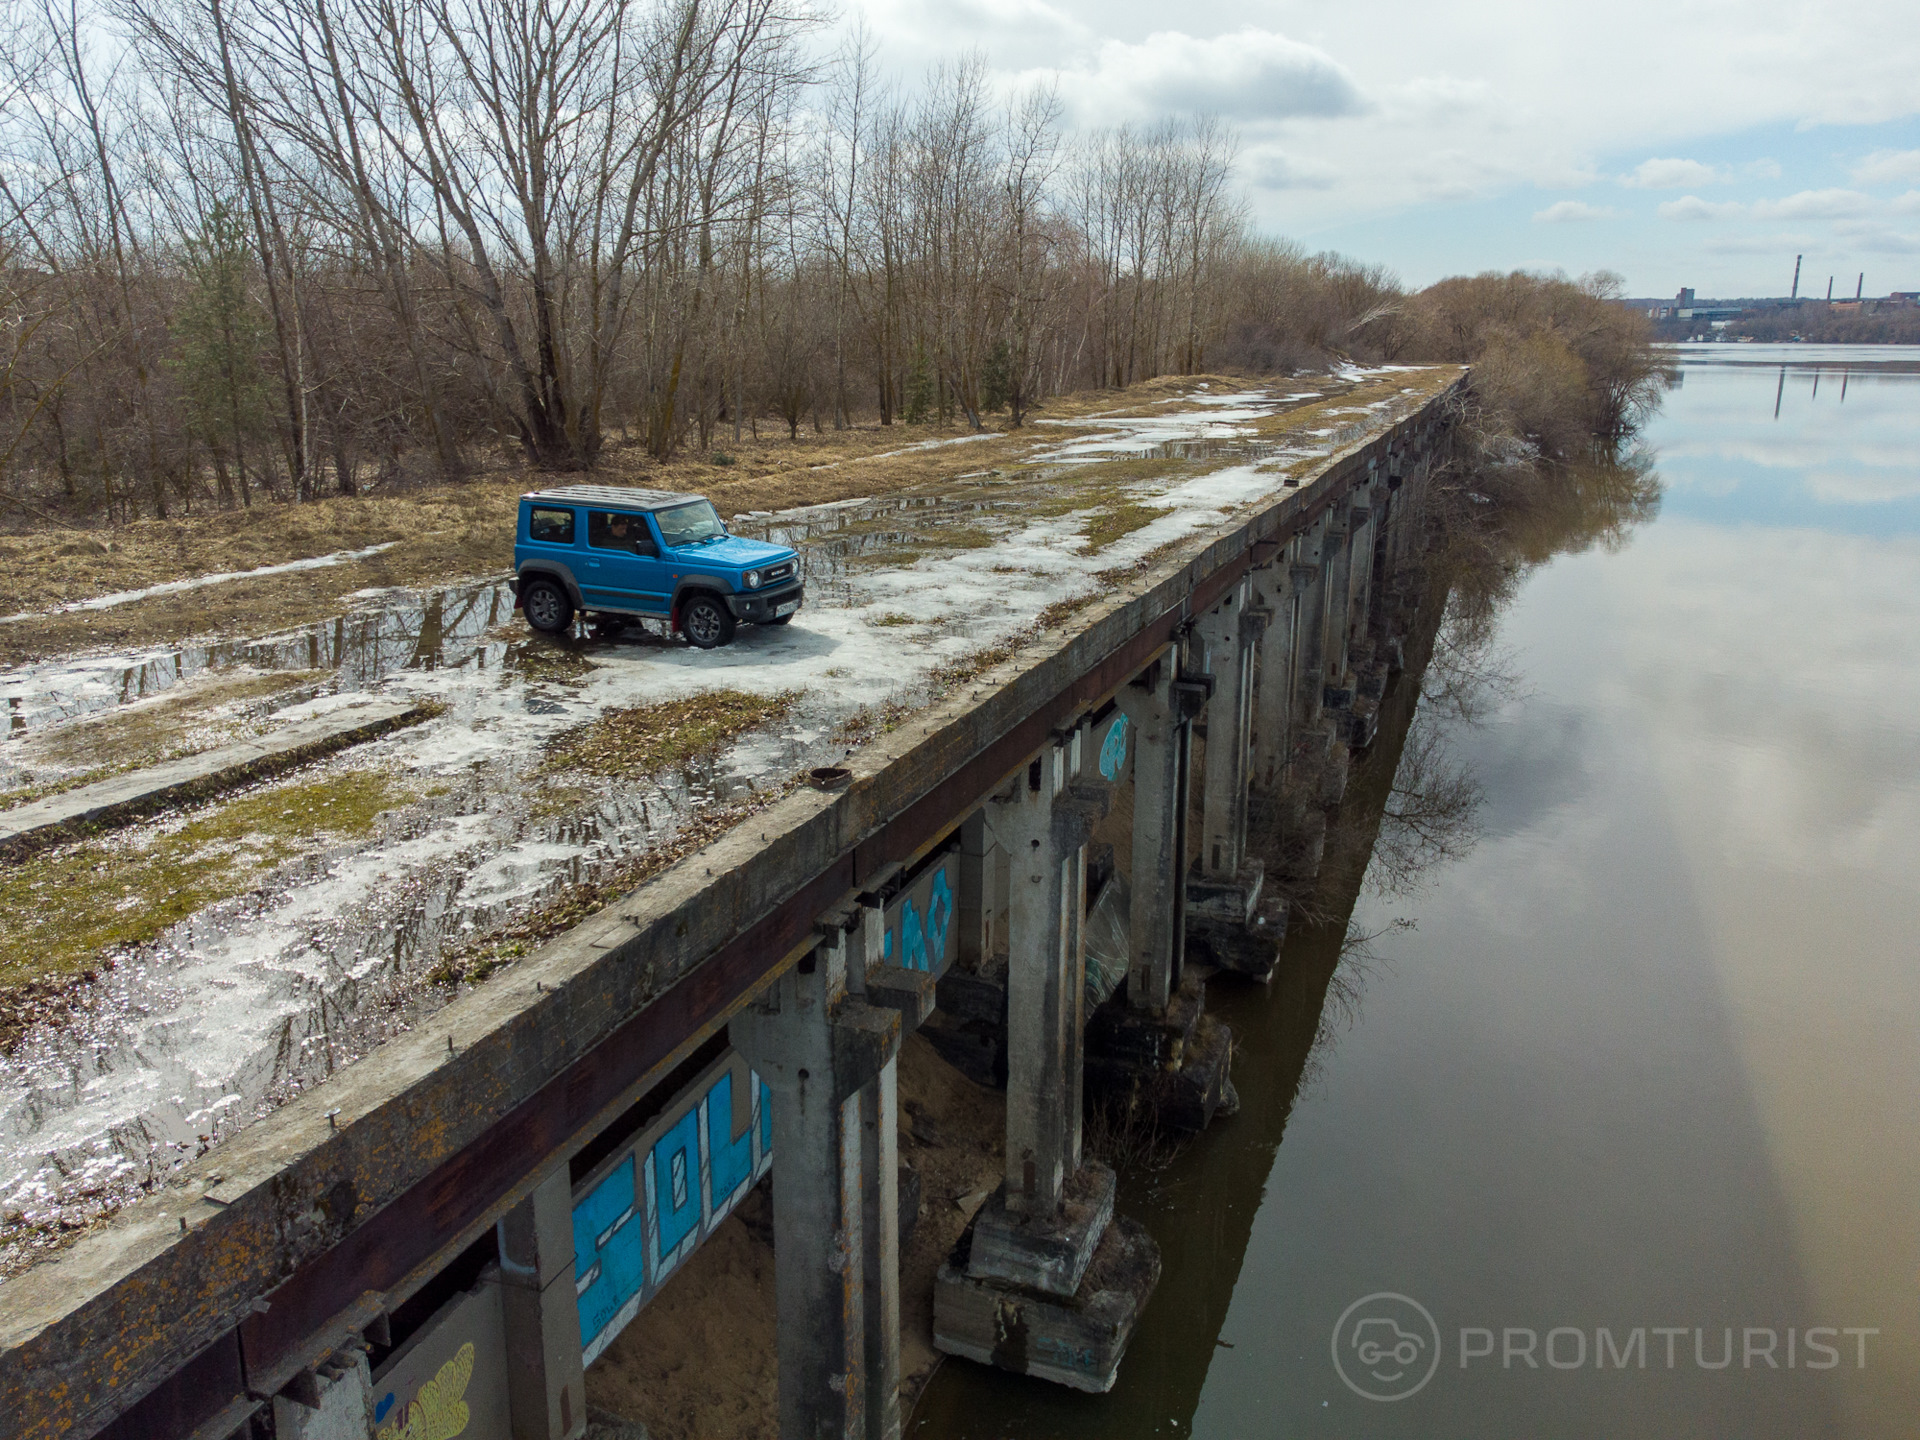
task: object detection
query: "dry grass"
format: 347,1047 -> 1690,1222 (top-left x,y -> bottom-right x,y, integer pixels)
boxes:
539,690 -> 799,783
0,368 -> 1436,668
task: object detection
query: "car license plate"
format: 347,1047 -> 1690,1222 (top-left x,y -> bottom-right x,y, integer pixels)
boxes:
775,600 -> 799,617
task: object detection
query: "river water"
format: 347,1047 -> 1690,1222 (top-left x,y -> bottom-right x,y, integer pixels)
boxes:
913,344 -> 1920,1438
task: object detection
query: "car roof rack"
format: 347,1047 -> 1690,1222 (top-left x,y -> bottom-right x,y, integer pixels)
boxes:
523,484 -> 706,510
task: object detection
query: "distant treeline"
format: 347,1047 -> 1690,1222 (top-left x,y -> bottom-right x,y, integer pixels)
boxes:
1728,309 -> 1920,345
0,0 -> 1657,526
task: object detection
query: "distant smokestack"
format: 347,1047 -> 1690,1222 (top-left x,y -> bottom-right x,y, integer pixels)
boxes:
1791,254 -> 1802,299
1826,276 -> 1834,300
1856,273 -> 1864,300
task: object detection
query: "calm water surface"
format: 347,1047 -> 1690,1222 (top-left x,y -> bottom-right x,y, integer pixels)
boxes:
914,344 -> 1920,1437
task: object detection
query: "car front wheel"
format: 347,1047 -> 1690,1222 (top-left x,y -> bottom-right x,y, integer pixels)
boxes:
522,578 -> 574,635
681,594 -> 736,649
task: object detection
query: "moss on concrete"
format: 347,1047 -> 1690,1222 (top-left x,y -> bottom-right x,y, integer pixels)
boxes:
540,690 -> 800,784
0,770 -> 409,991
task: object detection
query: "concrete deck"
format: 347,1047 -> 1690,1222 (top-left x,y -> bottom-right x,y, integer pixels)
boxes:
0,697 -> 432,862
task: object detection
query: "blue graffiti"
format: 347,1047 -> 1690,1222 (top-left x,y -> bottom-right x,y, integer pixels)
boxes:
1099,713 -> 1128,781
925,869 -> 953,965
901,897 -> 927,970
573,1063 -> 774,1361
707,1073 -> 754,1203
652,1108 -> 702,1258
896,866 -> 955,972
572,1155 -> 643,1343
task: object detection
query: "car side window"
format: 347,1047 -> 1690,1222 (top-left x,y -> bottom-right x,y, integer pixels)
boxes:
528,506 -> 575,544
588,510 -> 659,556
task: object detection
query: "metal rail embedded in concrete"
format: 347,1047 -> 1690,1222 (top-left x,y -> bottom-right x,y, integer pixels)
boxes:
0,697 -> 433,862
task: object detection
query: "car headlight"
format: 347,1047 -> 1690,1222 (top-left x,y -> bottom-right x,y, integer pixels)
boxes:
743,569 -> 761,590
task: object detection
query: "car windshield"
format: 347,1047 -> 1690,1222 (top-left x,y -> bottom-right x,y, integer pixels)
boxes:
654,500 -> 724,547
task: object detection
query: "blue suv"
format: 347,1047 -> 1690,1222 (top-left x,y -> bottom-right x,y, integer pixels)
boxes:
512,485 -> 803,649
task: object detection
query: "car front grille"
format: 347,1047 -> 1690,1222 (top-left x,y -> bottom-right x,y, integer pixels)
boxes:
762,562 -> 794,584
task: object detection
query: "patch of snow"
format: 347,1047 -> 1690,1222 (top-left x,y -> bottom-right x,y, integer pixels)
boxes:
0,544 -> 403,625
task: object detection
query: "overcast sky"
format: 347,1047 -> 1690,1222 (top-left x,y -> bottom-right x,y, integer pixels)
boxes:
844,0 -> 1920,298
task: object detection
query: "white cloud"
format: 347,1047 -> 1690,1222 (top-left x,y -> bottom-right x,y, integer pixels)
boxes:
1701,232 -> 1817,254
1053,29 -> 1366,124
1841,228 -> 1920,254
1751,189 -> 1876,220
1850,149 -> 1920,186
1888,191 -> 1920,215
1659,196 -> 1744,222
1533,200 -> 1618,223
1624,157 -> 1724,189
1247,150 -> 1339,191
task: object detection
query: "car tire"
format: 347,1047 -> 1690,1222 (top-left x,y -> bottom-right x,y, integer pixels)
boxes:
522,578 -> 574,635
681,594 -> 736,649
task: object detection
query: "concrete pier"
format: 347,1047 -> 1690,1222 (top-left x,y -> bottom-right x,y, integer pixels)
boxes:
734,922 -> 903,1440
934,731 -> 1160,1392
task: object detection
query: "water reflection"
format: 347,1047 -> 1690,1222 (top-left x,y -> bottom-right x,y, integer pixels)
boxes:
917,351 -> 1920,1437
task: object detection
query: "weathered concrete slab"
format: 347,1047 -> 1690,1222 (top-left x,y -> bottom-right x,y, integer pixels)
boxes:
0,378 -> 1464,1440
0,696 -> 433,862
934,1212 -> 1161,1393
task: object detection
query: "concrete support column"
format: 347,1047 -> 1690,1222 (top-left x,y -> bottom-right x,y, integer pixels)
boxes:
1321,503 -> 1356,699
499,1167 -> 587,1440
956,811 -> 1001,974
1115,656 -> 1182,1013
1250,547 -> 1299,794
1291,514 -> 1332,734
937,732 -> 1156,1396
985,736 -> 1100,1212
733,925 -> 902,1440
1195,579 -> 1256,883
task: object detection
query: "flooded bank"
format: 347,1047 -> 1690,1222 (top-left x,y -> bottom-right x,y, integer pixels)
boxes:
913,345 -> 1920,1436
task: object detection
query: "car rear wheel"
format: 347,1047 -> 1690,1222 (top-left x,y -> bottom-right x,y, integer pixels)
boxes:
681,594 -> 735,649
522,578 -> 574,635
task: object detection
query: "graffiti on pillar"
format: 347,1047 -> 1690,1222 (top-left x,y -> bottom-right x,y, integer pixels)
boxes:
880,850 -> 959,976
371,1279 -> 510,1440
571,1051 -> 773,1366
1097,711 -> 1129,781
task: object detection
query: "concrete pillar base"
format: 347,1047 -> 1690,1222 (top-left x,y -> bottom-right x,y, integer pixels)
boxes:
920,969 -> 1008,1090
1183,859 -> 1285,980
1276,809 -> 1328,883
963,1162 -> 1115,1296
1084,973 -> 1238,1133
1185,895 -> 1288,982
1186,859 -> 1264,926
934,1208 -> 1160,1394
1317,741 -> 1351,807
